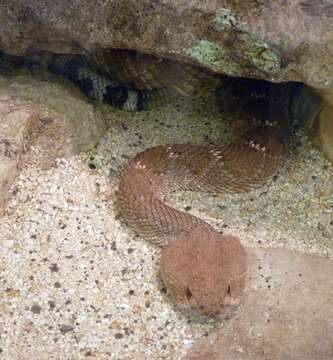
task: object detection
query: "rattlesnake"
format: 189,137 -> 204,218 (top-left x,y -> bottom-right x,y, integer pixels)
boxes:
0,49 -> 291,317
117,126 -> 287,317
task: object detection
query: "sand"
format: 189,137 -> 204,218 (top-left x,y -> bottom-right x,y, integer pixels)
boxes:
0,91 -> 332,359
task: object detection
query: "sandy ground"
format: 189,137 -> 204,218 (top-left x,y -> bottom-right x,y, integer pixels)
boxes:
0,92 -> 332,359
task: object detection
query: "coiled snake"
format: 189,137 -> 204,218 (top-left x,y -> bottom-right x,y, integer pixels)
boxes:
0,49 -> 289,317
117,126 -> 287,317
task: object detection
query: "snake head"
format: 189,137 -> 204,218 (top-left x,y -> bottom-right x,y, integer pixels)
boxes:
159,228 -> 247,319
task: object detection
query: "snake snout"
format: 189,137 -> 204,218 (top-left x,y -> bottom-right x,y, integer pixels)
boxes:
159,230 -> 247,317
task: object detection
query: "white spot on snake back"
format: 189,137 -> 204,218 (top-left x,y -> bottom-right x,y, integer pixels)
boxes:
168,152 -> 179,159
135,160 -> 147,170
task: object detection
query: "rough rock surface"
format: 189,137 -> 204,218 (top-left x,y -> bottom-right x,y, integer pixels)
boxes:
0,98 -> 37,213
308,101 -> 333,163
186,247 -> 333,360
0,71 -> 108,211
1,0 -> 333,161
0,0 -> 333,95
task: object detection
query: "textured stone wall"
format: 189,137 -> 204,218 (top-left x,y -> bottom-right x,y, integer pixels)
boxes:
0,0 -> 332,93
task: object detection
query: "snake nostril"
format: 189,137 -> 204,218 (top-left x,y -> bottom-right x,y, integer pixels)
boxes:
185,287 -> 193,300
227,285 -> 231,295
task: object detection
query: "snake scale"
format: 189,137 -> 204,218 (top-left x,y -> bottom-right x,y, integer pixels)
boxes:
0,49 -> 290,317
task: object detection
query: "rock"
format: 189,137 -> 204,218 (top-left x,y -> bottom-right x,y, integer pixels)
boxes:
0,0 -> 332,95
308,101 -> 333,163
0,72 -> 108,212
0,159 -> 21,215
289,85 -> 333,163
0,97 -> 38,213
2,1 -> 332,162
1,1 -> 333,162
186,247 -> 333,360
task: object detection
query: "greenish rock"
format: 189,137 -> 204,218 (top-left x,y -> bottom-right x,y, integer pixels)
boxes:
188,5 -> 282,76
238,32 -> 282,73
186,40 -> 241,75
214,7 -> 237,28
186,40 -> 221,68
187,35 -> 281,76
213,7 -> 282,74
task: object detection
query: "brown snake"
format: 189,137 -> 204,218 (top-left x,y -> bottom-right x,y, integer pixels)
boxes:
0,49 -> 302,317
117,126 -> 287,317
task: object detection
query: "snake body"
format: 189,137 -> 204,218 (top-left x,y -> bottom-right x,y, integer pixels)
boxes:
1,49 -> 221,112
88,48 -> 222,96
0,49 -> 290,316
35,52 -> 155,111
118,127 -> 287,316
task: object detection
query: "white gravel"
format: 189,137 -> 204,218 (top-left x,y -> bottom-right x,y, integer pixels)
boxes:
0,92 -> 332,359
